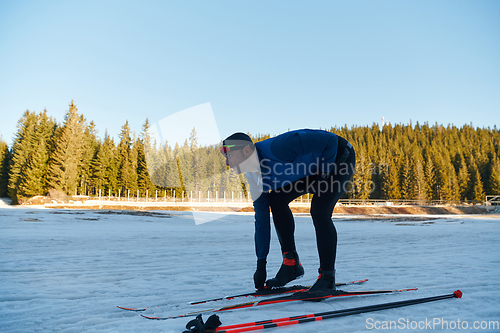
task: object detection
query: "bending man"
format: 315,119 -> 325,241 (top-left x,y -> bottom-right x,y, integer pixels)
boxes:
221,129 -> 355,295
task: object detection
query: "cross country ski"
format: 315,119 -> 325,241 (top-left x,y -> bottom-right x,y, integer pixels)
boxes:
141,287 -> 417,320
117,278 -> 368,311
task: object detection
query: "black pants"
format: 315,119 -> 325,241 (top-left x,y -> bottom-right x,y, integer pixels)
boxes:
269,142 -> 355,271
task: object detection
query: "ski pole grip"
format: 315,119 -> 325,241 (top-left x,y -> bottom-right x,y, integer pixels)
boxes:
453,290 -> 463,298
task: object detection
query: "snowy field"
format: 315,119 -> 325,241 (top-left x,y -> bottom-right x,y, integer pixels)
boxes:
1,205 -> 499,333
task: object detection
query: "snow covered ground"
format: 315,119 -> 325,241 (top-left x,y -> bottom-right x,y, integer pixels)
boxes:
0,205 -> 499,333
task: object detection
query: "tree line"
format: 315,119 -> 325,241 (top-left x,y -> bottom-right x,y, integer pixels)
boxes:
0,102 -> 499,204
334,122 -> 500,202
0,102 -> 246,204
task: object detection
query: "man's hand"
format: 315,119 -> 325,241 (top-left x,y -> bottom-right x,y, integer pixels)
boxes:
253,258 -> 267,290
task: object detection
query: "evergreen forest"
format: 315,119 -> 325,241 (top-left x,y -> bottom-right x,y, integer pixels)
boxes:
1,102 -> 499,205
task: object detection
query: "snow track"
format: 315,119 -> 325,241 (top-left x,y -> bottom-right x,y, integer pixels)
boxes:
0,207 -> 499,332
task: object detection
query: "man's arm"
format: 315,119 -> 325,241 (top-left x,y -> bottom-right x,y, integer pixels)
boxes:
252,191 -> 271,289
253,191 -> 271,259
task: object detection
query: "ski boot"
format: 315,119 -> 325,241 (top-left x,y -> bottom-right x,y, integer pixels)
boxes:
266,251 -> 304,288
305,268 -> 337,299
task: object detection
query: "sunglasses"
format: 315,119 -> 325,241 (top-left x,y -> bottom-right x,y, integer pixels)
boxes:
220,144 -> 248,155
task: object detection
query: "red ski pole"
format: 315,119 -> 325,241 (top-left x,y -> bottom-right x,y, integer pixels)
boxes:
216,290 -> 462,333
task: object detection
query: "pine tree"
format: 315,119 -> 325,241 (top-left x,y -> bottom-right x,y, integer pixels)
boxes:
400,154 -> 415,200
37,109 -> 57,156
471,162 -> 485,201
47,102 -> 86,195
427,159 -> 438,201
163,141 -> 181,191
136,137 -> 156,196
7,110 -> 57,201
352,144 -> 372,200
0,138 -> 10,197
435,148 -> 456,202
18,137 -> 49,197
176,140 -> 194,194
384,158 -> 401,200
8,110 -> 38,203
206,147 -> 225,196
488,157 -> 500,195
369,133 -> 388,200
130,136 -> 140,195
457,156 -> 470,201
449,166 -> 460,203
117,121 -> 137,195
141,119 -> 155,181
138,120 -> 157,196
78,121 -> 99,195
176,154 -> 186,198
413,151 -> 427,202
105,135 -> 119,195
148,142 -> 168,189
90,141 -> 106,194
90,132 -> 118,196
189,127 -> 203,193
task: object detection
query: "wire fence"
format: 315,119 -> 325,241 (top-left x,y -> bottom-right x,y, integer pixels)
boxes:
66,189 -> 495,206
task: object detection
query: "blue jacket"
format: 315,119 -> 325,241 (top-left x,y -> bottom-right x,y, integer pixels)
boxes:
250,129 -> 340,259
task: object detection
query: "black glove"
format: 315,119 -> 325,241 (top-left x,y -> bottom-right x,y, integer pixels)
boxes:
183,314 -> 221,333
183,315 -> 204,333
253,258 -> 267,290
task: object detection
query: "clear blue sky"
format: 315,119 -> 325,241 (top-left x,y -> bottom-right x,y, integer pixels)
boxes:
1,0 -> 499,146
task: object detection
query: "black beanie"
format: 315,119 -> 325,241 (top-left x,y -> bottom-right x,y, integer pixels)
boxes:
222,132 -> 253,145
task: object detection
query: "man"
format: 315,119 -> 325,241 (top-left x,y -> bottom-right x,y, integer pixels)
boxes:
221,129 -> 355,295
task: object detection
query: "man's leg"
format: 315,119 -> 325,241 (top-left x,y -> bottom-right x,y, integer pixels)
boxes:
311,147 -> 356,271
269,177 -> 316,252
310,183 -> 340,272
269,185 -> 303,254
306,145 -> 355,294
266,181 -> 308,287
